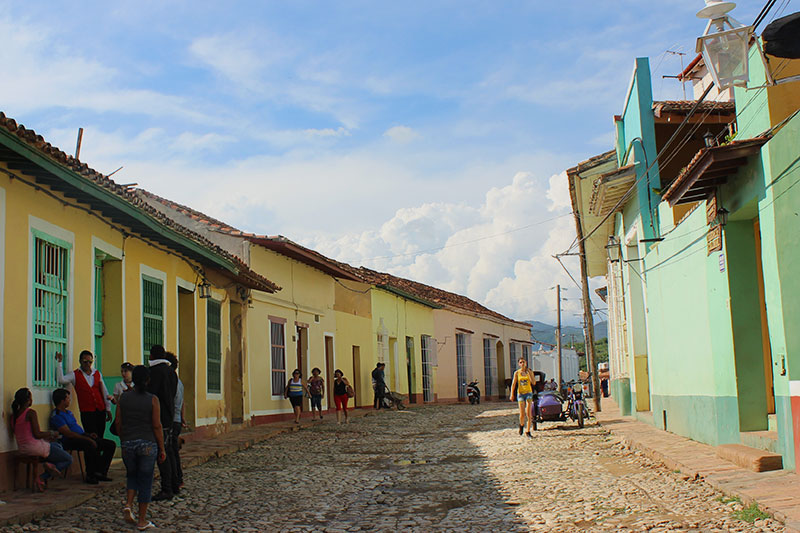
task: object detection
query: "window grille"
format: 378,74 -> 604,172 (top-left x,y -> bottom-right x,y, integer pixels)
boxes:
509,342 -> 519,375
522,344 -> 532,367
142,275 -> 163,358
32,233 -> 69,387
207,300 -> 222,394
483,338 -> 497,396
456,333 -> 472,399
270,320 -> 286,396
421,335 -> 433,402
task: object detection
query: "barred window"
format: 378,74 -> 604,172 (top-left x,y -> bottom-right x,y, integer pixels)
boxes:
32,232 -> 70,387
206,300 -> 222,394
270,320 -> 286,396
142,275 -> 164,358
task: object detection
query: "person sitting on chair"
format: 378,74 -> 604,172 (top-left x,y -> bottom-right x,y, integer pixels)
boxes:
50,388 -> 116,484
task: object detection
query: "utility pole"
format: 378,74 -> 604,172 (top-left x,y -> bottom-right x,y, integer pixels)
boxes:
556,284 -> 562,386
573,213 -> 601,413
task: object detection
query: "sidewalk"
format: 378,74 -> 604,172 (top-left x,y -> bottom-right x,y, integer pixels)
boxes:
595,398 -> 800,532
0,409 -> 373,527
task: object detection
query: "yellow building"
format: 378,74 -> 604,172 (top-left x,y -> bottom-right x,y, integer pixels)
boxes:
339,271 -> 533,403
138,193 -> 370,421
0,114 -> 279,490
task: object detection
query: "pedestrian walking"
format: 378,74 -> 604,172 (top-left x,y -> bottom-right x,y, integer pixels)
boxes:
307,367 -> 325,420
372,363 -> 386,410
332,369 -> 353,424
166,352 -> 185,493
285,369 -> 305,424
9,388 -> 72,492
147,345 -> 177,501
116,365 -> 167,531
510,357 -> 536,438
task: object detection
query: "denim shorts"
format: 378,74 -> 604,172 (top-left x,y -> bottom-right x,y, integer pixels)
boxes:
121,439 -> 158,503
517,392 -> 534,402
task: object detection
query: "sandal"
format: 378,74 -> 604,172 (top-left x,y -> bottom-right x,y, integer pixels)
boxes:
43,462 -> 61,478
123,507 -> 135,524
137,521 -> 156,530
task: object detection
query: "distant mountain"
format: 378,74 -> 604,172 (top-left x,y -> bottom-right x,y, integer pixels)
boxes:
525,320 -> 607,345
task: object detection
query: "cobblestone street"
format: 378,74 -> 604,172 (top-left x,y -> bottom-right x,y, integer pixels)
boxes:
4,403 -> 786,532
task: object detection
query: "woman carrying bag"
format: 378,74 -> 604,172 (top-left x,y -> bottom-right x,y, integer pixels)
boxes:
332,369 -> 353,425
284,369 -> 305,424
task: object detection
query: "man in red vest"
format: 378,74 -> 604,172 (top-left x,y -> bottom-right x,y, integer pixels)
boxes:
55,350 -> 112,438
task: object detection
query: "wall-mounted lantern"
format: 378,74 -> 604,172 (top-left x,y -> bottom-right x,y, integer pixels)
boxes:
714,206 -> 730,227
703,130 -> 716,147
198,278 -> 212,299
606,235 -> 622,263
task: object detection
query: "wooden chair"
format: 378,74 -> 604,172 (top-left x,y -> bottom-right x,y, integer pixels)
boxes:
13,454 -> 41,492
64,448 -> 86,481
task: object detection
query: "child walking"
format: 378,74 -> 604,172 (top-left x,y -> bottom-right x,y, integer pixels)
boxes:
307,367 -> 325,420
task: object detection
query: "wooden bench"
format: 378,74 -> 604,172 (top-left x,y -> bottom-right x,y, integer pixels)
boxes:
13,454 -> 41,491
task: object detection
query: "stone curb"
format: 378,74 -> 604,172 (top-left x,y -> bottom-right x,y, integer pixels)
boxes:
595,406 -> 800,533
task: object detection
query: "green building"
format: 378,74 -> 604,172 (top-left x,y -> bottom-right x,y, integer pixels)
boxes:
568,45 -> 800,471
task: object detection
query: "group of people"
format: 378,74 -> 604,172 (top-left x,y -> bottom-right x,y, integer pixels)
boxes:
284,367 -> 354,424
8,345 -> 187,531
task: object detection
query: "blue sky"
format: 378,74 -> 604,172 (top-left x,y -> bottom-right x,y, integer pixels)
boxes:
0,1 -> 773,324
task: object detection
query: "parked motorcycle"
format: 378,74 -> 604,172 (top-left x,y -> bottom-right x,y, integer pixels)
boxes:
566,381 -> 590,428
466,380 -> 481,404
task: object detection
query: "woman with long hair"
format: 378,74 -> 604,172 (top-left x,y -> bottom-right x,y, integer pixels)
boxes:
116,365 -> 166,530
10,388 -> 72,491
509,358 -> 536,438
332,369 -> 353,425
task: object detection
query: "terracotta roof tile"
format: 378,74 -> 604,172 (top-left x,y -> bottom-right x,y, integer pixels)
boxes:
0,112 -> 279,294
653,100 -> 736,116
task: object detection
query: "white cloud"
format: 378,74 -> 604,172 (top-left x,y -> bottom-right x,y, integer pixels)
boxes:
383,125 -> 419,144
304,169 -> 586,323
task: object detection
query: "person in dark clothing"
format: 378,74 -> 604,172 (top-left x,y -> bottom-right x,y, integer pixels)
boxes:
51,388 -> 116,484
372,363 -> 386,410
147,345 -> 178,501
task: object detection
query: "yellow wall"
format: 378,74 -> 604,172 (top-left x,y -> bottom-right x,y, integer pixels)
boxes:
245,246 -> 338,417
0,166 -> 242,451
370,289 -> 435,401
433,308 -> 531,401
333,279 -> 373,407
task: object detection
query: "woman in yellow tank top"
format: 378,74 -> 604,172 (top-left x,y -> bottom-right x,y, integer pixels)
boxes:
510,357 -> 536,438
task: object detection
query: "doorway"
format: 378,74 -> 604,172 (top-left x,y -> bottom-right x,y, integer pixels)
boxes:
178,287 -> 196,428
324,336 -> 335,410
496,342 -> 506,398
228,302 -> 244,424
296,326 -> 309,411
352,346 -> 361,407
626,243 -> 651,412
727,216 -> 772,431
405,336 -> 416,403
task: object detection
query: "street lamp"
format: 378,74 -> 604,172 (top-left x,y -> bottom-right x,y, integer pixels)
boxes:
696,1 -> 753,90
696,1 -> 773,89
606,235 -> 622,263
198,278 -> 212,299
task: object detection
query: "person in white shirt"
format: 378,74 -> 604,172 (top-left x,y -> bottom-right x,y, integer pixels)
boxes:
112,362 -> 135,404
55,350 -> 112,438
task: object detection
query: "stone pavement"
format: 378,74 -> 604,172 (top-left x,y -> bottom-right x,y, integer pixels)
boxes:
0,410 -> 372,527
594,398 -> 800,532
0,402 -> 788,531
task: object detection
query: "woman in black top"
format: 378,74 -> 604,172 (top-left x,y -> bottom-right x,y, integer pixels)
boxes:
332,370 -> 352,425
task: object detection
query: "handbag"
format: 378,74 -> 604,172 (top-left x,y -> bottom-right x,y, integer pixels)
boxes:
346,385 -> 355,398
